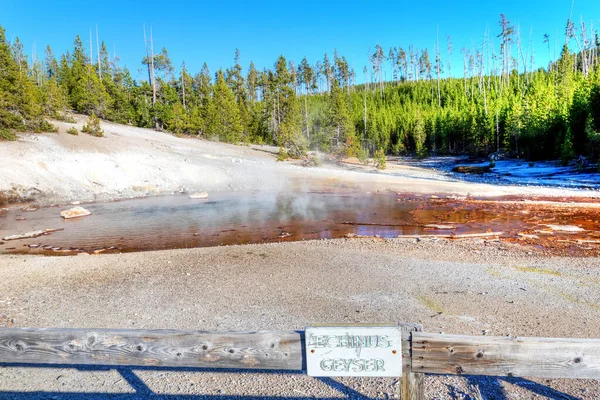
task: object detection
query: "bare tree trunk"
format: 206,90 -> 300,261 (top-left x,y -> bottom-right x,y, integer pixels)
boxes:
436,28 -> 441,107
150,27 -> 156,107
305,82 -> 310,139
446,35 -> 453,79
517,26 -> 528,89
363,67 -> 368,147
143,26 -> 153,103
181,66 -> 186,109
96,25 -> 101,79
89,27 -> 93,66
496,109 -> 500,152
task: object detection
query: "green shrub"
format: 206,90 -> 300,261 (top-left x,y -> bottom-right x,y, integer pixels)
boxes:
67,126 -> 78,135
81,113 -> 104,137
356,148 -> 369,165
56,113 -> 77,123
560,137 -> 575,166
0,128 -> 17,141
375,149 -> 387,170
276,147 -> 288,161
30,119 -> 58,133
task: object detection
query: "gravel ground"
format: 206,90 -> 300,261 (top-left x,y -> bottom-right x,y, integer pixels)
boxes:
1,238 -> 600,399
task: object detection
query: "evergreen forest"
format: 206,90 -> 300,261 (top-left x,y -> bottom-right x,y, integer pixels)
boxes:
2,15 -> 600,164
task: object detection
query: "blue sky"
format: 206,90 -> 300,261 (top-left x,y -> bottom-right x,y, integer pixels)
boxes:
2,0 -> 599,83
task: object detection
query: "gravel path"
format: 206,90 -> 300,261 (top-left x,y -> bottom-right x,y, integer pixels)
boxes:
1,238 -> 600,399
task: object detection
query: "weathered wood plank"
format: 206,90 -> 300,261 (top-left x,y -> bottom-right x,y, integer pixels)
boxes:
0,328 -> 303,370
400,323 -> 424,400
412,332 -> 600,379
452,165 -> 491,174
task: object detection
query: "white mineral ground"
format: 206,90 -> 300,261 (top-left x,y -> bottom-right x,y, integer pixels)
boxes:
2,117 -> 600,399
0,114 -> 598,207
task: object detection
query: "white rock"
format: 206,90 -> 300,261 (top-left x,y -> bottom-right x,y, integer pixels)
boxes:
60,206 -> 91,219
543,224 -> 585,233
189,192 -> 208,199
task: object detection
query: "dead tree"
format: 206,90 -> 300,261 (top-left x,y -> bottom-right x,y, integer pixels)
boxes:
143,25 -> 156,105
96,25 -> 101,79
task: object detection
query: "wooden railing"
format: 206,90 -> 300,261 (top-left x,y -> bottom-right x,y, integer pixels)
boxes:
1,323 -> 600,399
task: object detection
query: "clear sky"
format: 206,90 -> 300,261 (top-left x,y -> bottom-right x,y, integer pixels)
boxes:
2,0 -> 599,83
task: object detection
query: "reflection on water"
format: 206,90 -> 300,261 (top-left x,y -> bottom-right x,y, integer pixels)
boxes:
1,191 -> 599,255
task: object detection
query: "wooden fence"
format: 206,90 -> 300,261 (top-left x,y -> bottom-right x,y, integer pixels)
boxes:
1,323 -> 600,400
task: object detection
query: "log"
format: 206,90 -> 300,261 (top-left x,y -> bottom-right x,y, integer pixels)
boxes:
2,228 -> 64,241
412,332 -> 600,379
396,232 -> 503,240
452,165 -> 491,174
0,328 -> 302,370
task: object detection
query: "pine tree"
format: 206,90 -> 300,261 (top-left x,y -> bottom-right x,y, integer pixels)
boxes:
71,65 -> 112,117
328,79 -> 359,156
0,26 -> 24,132
0,26 -> 46,133
210,69 -> 242,142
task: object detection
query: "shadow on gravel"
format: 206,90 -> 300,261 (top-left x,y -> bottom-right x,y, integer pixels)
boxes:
462,375 -> 581,400
0,364 -> 582,399
0,364 -> 379,400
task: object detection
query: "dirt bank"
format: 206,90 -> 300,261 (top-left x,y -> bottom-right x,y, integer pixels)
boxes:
1,238 -> 600,398
1,115 -> 597,206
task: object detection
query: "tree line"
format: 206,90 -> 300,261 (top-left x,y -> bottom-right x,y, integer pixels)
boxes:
1,15 -> 600,163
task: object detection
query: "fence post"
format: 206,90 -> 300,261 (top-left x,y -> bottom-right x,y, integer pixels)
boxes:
400,323 -> 424,400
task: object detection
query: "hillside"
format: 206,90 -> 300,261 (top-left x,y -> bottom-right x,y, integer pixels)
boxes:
0,116 -> 597,206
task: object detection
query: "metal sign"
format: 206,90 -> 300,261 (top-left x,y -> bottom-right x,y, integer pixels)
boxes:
305,325 -> 403,377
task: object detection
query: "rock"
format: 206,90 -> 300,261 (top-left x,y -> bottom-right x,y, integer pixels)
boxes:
543,224 -> 585,233
518,233 -> 540,239
60,206 -> 91,219
189,192 -> 208,199
424,224 -> 455,230
71,201 -> 81,205
452,165 -> 491,174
